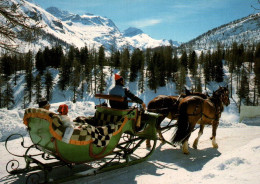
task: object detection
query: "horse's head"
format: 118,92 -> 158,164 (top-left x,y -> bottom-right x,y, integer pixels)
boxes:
214,86 -> 230,106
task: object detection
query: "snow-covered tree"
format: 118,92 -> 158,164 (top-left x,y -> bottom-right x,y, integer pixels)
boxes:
0,0 -> 43,52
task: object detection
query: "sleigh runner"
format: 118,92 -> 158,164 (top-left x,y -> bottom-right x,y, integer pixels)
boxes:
5,95 -> 161,183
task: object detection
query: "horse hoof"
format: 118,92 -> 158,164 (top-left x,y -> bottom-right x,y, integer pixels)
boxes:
192,144 -> 197,149
146,146 -> 151,150
146,144 -> 151,149
182,148 -> 190,154
213,144 -> 218,148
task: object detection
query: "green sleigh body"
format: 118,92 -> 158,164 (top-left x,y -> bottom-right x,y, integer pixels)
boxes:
23,105 -> 159,164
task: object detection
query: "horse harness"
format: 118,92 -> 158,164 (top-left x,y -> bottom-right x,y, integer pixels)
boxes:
185,96 -> 223,122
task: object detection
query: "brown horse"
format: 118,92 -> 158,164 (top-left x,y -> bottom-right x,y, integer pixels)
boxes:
146,90 -> 209,148
171,86 -> 230,154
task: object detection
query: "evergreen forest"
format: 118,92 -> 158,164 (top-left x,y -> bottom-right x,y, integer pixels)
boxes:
0,42 -> 260,110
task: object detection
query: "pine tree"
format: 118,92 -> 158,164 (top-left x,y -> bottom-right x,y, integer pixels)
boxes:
71,59 -> 81,103
3,82 -> 14,109
1,54 -> 13,81
120,48 -> 130,80
79,46 -> 89,98
12,55 -> 19,85
93,52 -> 98,94
172,50 -> 179,82
245,47 -> 254,72
97,46 -> 106,93
24,50 -> 34,103
0,55 -> 15,109
180,50 -> 188,73
203,50 -> 211,90
35,49 -> 46,74
86,50 -> 95,93
52,45 -> 64,68
225,49 -> 233,97
197,51 -> 204,91
177,66 -> 186,94
58,57 -> 71,91
80,46 -> 89,66
147,52 -> 159,93
114,51 -> 121,68
45,71 -> 53,101
188,50 -> 197,78
254,43 -> 260,98
238,68 -> 250,105
98,46 -> 105,66
130,48 -> 143,82
34,73 -> 42,103
195,76 -> 202,93
138,51 -> 145,93
235,44 -> 245,90
215,57 -> 224,82
164,46 -> 173,81
157,50 -> 166,87
18,54 -> 26,72
0,0 -> 43,52
43,47 -> 51,67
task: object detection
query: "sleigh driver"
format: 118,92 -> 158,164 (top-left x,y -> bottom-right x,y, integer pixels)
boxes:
109,74 -> 146,110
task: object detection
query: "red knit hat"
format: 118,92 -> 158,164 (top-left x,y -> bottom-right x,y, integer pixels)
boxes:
57,104 -> 69,115
115,74 -> 122,81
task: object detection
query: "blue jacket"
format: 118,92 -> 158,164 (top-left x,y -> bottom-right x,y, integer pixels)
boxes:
109,85 -> 125,97
109,85 -> 143,109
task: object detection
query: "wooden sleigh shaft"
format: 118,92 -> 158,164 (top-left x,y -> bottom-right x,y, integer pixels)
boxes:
95,93 -> 134,103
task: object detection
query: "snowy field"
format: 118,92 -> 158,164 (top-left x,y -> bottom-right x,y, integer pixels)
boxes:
0,99 -> 260,184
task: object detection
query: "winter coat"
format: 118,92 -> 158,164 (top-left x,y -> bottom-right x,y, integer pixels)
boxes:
109,84 -> 143,109
59,115 -> 74,144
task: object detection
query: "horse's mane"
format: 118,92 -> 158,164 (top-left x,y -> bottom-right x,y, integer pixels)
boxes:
184,88 -> 208,99
208,87 -> 228,112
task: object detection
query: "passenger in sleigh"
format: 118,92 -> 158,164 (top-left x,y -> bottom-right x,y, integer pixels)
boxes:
38,98 -> 51,110
109,74 -> 146,110
57,104 -> 75,144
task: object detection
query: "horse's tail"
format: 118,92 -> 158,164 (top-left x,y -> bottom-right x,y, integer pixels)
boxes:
171,101 -> 190,144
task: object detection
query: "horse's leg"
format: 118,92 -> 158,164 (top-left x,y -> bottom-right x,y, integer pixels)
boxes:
182,140 -> 189,154
181,122 -> 196,154
157,129 -> 165,143
146,139 -> 151,148
193,124 -> 204,149
211,121 -> 219,148
156,116 -> 166,143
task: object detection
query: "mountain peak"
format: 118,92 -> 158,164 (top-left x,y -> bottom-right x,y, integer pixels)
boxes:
46,7 -> 75,20
123,27 -> 143,37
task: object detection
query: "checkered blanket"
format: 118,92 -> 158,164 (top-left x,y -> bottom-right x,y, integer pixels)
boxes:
81,122 -> 122,147
52,112 -> 124,147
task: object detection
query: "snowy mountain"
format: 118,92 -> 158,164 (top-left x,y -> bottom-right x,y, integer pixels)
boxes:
4,0 -> 174,53
123,27 -> 172,49
123,27 -> 144,37
181,13 -> 260,50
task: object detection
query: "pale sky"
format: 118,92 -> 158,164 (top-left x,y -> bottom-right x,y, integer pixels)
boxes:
33,0 -> 259,42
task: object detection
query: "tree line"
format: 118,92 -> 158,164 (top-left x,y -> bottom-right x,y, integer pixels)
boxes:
0,42 -> 259,109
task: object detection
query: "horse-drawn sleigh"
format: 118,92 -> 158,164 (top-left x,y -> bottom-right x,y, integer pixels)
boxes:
5,86 -> 230,183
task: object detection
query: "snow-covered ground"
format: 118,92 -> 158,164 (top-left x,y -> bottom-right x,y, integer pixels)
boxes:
0,98 -> 259,184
